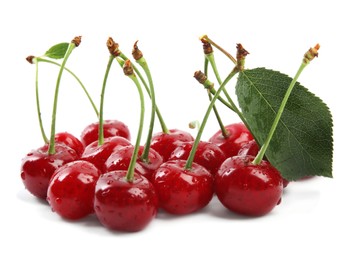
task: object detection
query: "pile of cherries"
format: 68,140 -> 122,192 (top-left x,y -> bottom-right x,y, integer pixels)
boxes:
21,36 -> 293,232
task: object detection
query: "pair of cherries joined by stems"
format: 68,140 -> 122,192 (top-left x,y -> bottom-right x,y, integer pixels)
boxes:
21,35 -> 319,232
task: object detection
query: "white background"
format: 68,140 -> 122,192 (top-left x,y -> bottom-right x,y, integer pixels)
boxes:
1,0 -> 357,259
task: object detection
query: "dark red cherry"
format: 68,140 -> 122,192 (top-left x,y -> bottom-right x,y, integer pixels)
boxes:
237,139 -> 260,158
81,136 -> 131,172
47,160 -> 100,220
152,160 -> 214,215
94,171 -> 158,232
81,119 -> 131,147
209,123 -> 255,158
104,145 -> 163,181
20,143 -> 78,199
55,132 -> 84,157
215,155 -> 283,216
168,141 -> 226,175
150,129 -> 194,161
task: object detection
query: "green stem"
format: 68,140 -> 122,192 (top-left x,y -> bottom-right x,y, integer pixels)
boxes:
207,54 -> 240,114
202,36 -> 236,64
98,55 -> 115,146
37,57 -> 99,117
34,58 -> 49,143
185,68 -> 239,169
252,62 -> 307,165
125,74 -> 145,182
119,53 -> 169,133
205,51 -> 254,139
204,56 -> 228,137
136,57 -> 155,162
48,43 -> 76,155
208,90 -> 229,137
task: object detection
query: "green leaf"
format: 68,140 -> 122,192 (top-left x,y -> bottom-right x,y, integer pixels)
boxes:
236,67 -> 333,181
44,42 -> 69,59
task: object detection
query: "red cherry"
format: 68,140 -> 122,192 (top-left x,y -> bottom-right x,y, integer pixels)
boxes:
47,160 -> 100,220
81,136 -> 131,172
282,178 -> 290,188
237,139 -> 260,158
20,143 -> 78,199
81,119 -> 131,147
168,141 -> 226,175
152,160 -> 214,215
215,155 -> 283,216
94,171 -> 158,232
104,145 -> 163,181
150,129 -> 194,161
55,132 -> 84,157
209,123 -> 254,158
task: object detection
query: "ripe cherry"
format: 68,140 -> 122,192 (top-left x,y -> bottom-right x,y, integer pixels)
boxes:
150,129 -> 194,161
237,139 -> 260,157
168,141 -> 226,175
215,155 -> 283,216
55,132 -> 84,157
209,123 -> 255,158
104,145 -> 163,181
152,160 -> 214,214
94,171 -> 158,232
81,136 -> 131,172
20,143 -> 78,199
47,160 -> 100,220
81,119 -> 131,147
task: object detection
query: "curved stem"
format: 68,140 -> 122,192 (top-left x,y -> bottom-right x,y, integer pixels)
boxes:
252,62 -> 307,165
34,58 -> 49,143
136,57 -> 155,162
119,53 -> 168,133
208,90 -> 229,138
48,43 -> 76,155
37,57 -> 99,117
98,56 -> 115,146
126,74 -> 145,182
204,56 -> 228,137
185,68 -> 239,169
202,36 -> 236,64
207,54 -> 240,113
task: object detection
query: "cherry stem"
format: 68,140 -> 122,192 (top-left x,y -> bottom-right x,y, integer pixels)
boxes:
206,53 -> 240,114
135,56 -> 156,162
203,61 -> 229,137
185,67 -> 239,170
119,53 -> 169,133
98,55 -> 115,146
48,40 -> 78,155
252,44 -> 320,165
120,61 -> 145,182
207,90 -> 229,137
252,62 -> 308,165
201,35 -> 236,64
36,57 -> 99,117
33,58 -> 49,143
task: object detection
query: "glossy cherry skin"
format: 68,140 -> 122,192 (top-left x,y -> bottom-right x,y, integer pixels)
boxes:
20,143 -> 78,199
94,171 -> 158,232
47,160 -> 100,220
55,132 -> 84,157
81,119 -> 131,147
237,139 -> 260,158
150,129 -> 194,162
168,141 -> 226,175
104,145 -> 163,181
209,123 -> 255,158
152,160 -> 214,215
215,155 -> 283,216
81,136 -> 131,172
